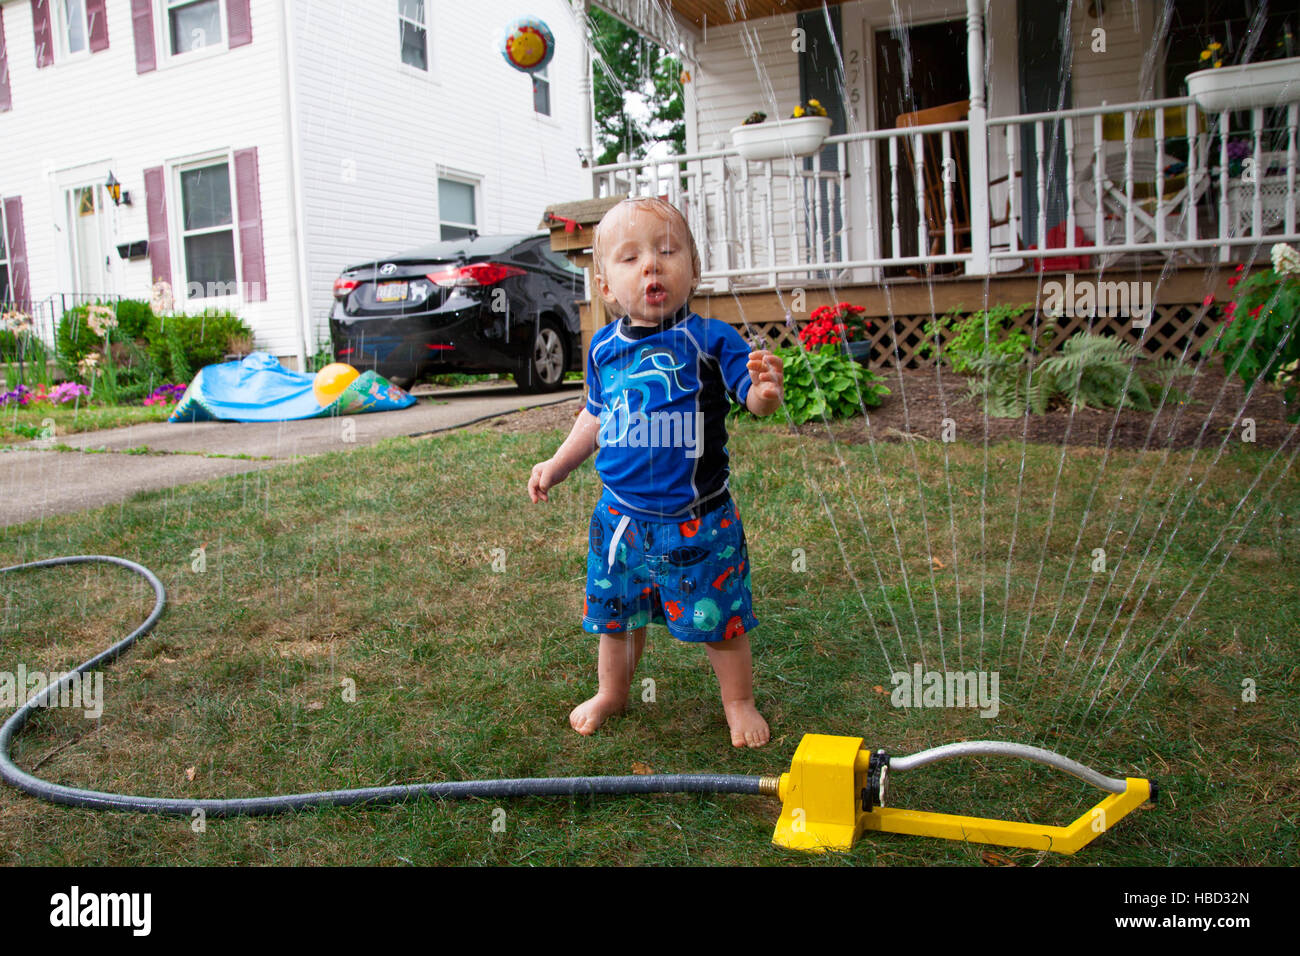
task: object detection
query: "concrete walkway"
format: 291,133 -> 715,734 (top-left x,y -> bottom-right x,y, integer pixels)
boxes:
1,383 -> 581,529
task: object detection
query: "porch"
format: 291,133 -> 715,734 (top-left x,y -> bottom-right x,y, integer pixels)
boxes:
554,0 -> 1296,370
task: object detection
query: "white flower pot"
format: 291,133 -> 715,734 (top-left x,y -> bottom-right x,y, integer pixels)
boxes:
1187,56 -> 1300,112
730,116 -> 832,161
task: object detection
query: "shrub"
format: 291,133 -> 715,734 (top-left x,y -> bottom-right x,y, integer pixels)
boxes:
56,304 -> 100,376
1200,245 -> 1300,422
964,332 -> 1191,417
738,344 -> 890,425
147,310 -> 253,382
114,299 -> 154,339
919,303 -> 1045,374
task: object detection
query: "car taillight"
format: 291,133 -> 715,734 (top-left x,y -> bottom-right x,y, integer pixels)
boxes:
426,262 -> 526,287
333,277 -> 360,298
338,347 -> 354,356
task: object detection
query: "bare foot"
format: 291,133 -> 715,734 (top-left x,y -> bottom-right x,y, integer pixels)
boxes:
722,698 -> 770,748
569,692 -> 626,735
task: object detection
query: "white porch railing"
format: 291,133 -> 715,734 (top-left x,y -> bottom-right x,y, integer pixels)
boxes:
591,97 -> 1300,289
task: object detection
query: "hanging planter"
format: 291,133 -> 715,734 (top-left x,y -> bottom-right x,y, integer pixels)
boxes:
730,115 -> 832,162
1186,56 -> 1300,112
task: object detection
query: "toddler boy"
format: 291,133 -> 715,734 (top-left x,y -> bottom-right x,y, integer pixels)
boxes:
527,198 -> 783,747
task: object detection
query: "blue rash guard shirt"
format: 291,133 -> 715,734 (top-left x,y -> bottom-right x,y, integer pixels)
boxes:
585,305 -> 754,520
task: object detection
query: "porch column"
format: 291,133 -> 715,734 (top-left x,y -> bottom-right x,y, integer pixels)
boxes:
966,0 -> 991,275
576,0 -> 596,187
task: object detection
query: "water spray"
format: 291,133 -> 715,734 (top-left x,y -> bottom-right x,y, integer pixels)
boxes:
1,555 -> 1155,855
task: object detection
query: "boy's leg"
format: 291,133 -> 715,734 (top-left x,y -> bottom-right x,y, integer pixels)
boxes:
570,627 -> 647,735
704,634 -> 769,748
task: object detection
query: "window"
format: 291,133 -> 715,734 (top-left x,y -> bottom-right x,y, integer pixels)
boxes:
177,160 -> 238,300
533,64 -> 550,116
58,0 -> 90,57
438,178 -> 477,240
167,0 -> 222,56
399,0 -> 427,71
0,204 -> 9,307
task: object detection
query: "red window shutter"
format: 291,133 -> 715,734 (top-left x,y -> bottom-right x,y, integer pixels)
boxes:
3,197 -> 31,311
31,0 -> 52,68
226,0 -> 251,48
130,0 -> 154,73
233,149 -> 267,301
143,166 -> 172,288
87,0 -> 109,52
0,6 -> 12,111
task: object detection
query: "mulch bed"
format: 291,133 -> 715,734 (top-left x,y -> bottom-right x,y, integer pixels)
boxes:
471,365 -> 1295,452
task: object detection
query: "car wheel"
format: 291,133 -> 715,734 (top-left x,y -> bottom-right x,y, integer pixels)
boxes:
515,319 -> 566,393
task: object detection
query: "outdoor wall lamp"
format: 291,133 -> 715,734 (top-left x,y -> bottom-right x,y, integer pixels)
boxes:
105,171 -> 132,207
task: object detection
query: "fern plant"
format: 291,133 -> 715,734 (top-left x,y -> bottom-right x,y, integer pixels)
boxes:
964,333 -> 1191,417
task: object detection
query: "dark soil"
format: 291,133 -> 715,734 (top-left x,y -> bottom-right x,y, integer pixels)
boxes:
472,366 -> 1295,452
806,363 -> 1295,451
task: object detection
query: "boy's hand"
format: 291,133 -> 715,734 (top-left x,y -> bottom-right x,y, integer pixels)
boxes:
528,458 -> 566,503
746,349 -> 784,416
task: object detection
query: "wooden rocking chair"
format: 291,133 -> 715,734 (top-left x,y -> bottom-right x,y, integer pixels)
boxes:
894,99 -> 1021,274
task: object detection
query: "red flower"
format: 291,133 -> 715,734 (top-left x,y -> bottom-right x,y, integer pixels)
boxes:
1227,276 -> 1239,288
1249,304 -> 1263,318
1203,293 -> 1215,307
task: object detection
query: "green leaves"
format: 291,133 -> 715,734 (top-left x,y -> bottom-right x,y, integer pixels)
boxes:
964,332 -> 1192,417
738,345 -> 890,425
920,303 -> 1044,375
1201,267 -> 1300,423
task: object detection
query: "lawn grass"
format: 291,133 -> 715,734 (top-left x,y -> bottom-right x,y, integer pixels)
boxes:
0,417 -> 1295,865
1,401 -> 173,442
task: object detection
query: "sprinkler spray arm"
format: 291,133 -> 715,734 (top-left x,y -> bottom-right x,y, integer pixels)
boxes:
770,734 -> 1156,855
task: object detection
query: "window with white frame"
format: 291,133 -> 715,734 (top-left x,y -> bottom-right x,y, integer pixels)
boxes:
166,0 -> 223,57
399,0 -> 427,71
532,64 -> 550,116
56,0 -> 90,58
177,160 -> 238,300
438,178 -> 477,240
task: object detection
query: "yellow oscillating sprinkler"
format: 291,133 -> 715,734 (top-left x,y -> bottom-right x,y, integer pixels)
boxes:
766,734 -> 1156,855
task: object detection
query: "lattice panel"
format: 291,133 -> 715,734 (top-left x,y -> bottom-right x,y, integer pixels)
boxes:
719,301 -> 1221,369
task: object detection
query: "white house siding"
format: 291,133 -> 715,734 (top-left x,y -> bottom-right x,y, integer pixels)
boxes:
1059,0 -> 1158,232
670,1 -> 1175,278
291,0 -> 589,351
0,0 -> 299,363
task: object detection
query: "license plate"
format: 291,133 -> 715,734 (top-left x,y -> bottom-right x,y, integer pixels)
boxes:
375,282 -> 408,302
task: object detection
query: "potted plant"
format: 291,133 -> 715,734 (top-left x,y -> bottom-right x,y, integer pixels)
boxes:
799,302 -> 875,363
730,101 -> 832,162
1185,39 -> 1300,112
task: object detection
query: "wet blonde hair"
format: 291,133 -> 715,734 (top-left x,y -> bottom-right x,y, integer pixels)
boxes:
592,198 -> 701,313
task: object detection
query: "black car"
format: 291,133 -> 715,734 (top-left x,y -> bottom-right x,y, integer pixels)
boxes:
329,233 -> 585,391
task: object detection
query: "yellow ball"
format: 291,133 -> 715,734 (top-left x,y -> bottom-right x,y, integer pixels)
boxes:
313,363 -> 359,406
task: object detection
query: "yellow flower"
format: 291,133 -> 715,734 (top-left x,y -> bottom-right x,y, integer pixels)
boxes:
792,105 -> 805,117
808,98 -> 821,107
1214,60 -> 1222,68
1200,49 -> 1211,60
1208,41 -> 1222,51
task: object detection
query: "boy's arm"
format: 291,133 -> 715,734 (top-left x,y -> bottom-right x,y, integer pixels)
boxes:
710,321 -> 784,418
529,409 -> 600,503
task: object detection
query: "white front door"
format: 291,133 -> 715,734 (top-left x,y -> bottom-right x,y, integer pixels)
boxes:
66,183 -> 112,298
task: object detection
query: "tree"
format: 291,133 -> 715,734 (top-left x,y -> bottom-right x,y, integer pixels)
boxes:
589,7 -> 685,167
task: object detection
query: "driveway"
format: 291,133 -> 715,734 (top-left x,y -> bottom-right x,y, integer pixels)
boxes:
1,383 -> 581,529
